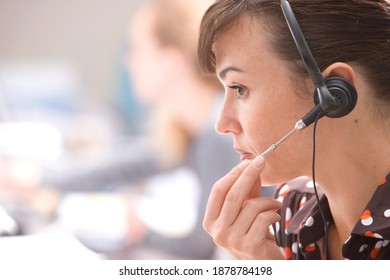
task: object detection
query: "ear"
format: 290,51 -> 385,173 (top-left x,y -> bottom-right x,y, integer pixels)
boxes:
322,62 -> 357,85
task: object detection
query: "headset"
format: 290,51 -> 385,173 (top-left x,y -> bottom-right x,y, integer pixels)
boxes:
260,1 -> 358,157
261,0 -> 358,157
281,0 -> 358,127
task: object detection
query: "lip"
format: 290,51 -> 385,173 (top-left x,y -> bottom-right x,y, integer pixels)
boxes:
234,148 -> 256,161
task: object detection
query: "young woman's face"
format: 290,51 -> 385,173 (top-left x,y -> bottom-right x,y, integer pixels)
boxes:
214,16 -> 315,185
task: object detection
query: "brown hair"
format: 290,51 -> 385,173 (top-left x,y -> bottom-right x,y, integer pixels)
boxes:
151,0 -> 221,87
198,0 -> 390,104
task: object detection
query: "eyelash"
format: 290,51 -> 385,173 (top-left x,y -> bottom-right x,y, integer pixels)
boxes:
228,84 -> 248,99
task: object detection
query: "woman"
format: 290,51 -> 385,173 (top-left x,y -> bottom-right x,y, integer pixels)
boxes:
198,0 -> 390,259
123,0 -> 239,259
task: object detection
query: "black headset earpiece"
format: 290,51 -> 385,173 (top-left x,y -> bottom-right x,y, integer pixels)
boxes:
317,77 -> 357,118
281,0 -> 358,128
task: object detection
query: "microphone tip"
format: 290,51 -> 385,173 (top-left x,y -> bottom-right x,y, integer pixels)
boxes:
295,119 -> 306,130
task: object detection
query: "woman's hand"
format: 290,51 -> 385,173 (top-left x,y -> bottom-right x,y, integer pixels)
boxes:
203,156 -> 284,259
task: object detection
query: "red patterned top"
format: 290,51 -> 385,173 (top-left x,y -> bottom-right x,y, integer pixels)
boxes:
272,175 -> 390,259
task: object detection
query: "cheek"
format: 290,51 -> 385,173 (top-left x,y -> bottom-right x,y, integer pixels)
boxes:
239,102 -> 279,154
260,111 -> 314,185
261,127 -> 313,185
242,95 -> 314,184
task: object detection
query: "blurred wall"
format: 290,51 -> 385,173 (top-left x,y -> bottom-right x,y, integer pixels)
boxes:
0,0 -> 140,102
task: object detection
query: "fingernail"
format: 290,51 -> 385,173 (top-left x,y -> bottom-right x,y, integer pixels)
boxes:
252,156 -> 265,169
239,159 -> 251,169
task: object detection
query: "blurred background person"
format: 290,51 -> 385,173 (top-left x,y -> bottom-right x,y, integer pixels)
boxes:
118,0 -> 240,259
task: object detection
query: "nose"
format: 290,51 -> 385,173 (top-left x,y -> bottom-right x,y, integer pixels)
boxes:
215,98 -> 241,135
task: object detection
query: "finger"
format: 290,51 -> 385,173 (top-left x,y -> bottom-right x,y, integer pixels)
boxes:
247,210 -> 281,242
232,197 -> 282,235
219,156 -> 265,227
266,226 -> 276,241
247,174 -> 262,200
203,159 -> 251,229
245,211 -> 284,260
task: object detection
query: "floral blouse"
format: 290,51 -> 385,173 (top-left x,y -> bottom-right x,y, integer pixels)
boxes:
272,175 -> 390,259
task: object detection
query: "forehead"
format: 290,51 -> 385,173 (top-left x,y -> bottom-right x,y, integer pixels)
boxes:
213,16 -> 275,79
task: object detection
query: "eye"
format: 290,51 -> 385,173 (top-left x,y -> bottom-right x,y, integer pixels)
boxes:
228,84 -> 248,99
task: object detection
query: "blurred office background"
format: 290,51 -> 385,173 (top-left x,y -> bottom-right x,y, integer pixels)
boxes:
0,0 -> 158,260
0,0 -> 244,260
0,0 -> 143,133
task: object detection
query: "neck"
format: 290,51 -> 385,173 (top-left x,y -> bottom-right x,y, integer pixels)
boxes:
315,117 -> 390,244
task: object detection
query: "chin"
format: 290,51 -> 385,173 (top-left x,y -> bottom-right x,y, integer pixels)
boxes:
261,166 -> 296,187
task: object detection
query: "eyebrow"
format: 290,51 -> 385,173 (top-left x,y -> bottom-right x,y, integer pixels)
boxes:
218,66 -> 244,80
